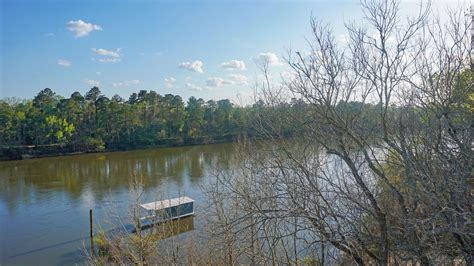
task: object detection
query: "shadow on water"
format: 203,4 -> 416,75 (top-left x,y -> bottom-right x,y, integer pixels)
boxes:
9,237 -> 90,265
9,217 -> 195,265
9,217 -> 195,262
8,236 -> 88,259
107,215 -> 195,240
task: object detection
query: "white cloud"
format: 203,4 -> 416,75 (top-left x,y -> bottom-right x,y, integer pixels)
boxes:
256,52 -> 282,66
98,58 -> 121,63
186,82 -> 203,91
178,60 -> 203,73
206,74 -> 248,87
220,60 -> 246,70
165,77 -> 176,87
85,79 -> 100,86
228,74 -> 248,85
165,77 -> 176,83
92,48 -> 122,63
92,48 -> 120,58
96,72 -> 101,75
67,20 -> 102,38
206,77 -> 233,87
111,80 -> 140,88
57,59 -> 71,67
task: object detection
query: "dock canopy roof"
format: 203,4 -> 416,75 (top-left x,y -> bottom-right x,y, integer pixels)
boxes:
140,196 -> 194,211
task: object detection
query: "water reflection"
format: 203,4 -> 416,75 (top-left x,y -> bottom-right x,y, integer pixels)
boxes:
0,143 -> 234,265
0,143 -> 234,216
146,216 -> 195,240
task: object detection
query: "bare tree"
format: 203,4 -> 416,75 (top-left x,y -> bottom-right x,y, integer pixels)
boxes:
208,0 -> 473,265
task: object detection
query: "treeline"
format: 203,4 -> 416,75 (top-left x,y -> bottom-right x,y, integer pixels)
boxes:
0,87 -> 260,159
0,86 -> 385,160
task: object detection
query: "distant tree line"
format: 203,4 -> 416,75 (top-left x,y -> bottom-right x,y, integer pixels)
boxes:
0,87 -> 259,159
0,86 -> 390,160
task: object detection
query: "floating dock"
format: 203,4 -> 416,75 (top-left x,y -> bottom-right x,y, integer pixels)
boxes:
107,196 -> 195,236
138,196 -> 195,231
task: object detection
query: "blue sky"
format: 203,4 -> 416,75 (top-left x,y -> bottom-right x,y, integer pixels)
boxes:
0,0 -> 464,103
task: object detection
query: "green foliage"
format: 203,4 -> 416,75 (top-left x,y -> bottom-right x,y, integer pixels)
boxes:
45,115 -> 75,143
1,86 -> 385,157
0,87 -> 259,156
83,137 -> 106,151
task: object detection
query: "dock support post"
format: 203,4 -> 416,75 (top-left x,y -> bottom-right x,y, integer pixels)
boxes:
90,209 -> 95,255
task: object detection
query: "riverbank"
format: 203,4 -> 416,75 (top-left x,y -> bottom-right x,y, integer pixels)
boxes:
0,134 -> 239,161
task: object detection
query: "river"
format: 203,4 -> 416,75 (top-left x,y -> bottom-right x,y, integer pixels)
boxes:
0,143 -> 235,265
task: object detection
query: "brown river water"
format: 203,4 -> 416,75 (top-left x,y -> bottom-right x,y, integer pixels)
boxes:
0,143 -> 235,265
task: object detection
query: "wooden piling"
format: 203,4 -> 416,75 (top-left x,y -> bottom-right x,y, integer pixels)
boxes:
89,209 -> 94,254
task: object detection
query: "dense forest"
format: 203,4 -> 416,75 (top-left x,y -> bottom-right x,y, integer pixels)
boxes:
0,87 -> 263,159
0,85 -> 407,160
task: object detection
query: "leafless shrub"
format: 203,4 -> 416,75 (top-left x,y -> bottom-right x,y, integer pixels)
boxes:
207,0 -> 473,265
